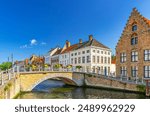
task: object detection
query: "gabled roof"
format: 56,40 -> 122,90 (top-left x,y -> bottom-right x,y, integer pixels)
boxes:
48,48 -> 55,53
61,44 -> 78,54
60,39 -> 110,54
116,8 -> 150,49
143,17 -> 150,26
52,49 -> 62,56
75,39 -> 110,50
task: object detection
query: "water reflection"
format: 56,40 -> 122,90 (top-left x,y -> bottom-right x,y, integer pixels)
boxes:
17,79 -> 146,99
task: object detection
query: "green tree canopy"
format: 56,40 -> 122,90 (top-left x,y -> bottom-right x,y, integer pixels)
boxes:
0,62 -> 12,71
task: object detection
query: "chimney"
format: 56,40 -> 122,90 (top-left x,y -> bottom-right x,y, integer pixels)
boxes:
79,39 -> 82,44
89,35 -> 93,41
66,40 -> 70,48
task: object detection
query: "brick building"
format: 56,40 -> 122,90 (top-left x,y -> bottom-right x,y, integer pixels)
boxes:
116,8 -> 150,79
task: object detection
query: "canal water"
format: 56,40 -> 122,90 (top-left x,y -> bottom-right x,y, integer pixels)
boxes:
17,79 -> 147,99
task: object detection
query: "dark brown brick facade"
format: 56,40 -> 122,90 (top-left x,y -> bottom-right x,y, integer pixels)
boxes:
116,8 -> 150,79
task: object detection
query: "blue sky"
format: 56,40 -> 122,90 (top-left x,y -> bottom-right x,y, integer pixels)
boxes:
0,0 -> 150,63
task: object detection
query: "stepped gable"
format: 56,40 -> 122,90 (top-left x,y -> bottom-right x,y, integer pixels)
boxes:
116,8 -> 150,49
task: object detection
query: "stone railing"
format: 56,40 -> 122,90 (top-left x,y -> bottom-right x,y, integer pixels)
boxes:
0,69 -> 16,86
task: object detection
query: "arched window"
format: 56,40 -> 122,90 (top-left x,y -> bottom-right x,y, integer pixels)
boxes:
131,33 -> 138,45
132,25 -> 137,31
132,22 -> 137,31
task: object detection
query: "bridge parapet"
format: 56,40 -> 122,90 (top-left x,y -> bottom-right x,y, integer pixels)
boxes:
19,71 -> 85,91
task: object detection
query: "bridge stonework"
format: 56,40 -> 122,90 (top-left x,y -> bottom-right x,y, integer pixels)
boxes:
19,72 -> 85,91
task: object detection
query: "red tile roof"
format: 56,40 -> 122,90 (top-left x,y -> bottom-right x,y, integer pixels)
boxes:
61,44 -> 78,54
111,57 -> 116,64
143,17 -> 150,26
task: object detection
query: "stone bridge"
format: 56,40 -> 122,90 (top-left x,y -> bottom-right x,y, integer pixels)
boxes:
19,71 -> 85,91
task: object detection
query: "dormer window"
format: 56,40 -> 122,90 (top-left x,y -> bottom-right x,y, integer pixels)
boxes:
132,25 -> 137,31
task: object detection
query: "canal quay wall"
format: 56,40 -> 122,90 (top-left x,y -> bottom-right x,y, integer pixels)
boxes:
0,72 -> 147,99
0,77 -> 20,99
84,75 -> 145,93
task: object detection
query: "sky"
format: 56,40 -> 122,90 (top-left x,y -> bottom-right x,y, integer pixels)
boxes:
0,0 -> 150,63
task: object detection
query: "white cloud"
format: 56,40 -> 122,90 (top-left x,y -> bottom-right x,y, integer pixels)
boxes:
20,39 -> 46,49
30,39 -> 37,46
20,44 -> 28,49
41,42 -> 47,45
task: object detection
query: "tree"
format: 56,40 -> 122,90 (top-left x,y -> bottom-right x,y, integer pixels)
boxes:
0,62 -> 12,71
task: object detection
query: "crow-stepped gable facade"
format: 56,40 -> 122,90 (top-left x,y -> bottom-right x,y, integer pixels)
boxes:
116,8 -> 150,79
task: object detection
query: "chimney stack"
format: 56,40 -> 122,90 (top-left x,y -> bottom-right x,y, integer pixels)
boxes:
89,35 -> 93,41
66,40 -> 70,48
79,39 -> 82,44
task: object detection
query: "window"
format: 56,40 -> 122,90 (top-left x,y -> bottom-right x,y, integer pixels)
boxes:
132,25 -> 137,31
104,57 -> 107,64
108,67 -> 110,74
131,66 -> 138,77
97,50 -> 99,53
78,52 -> 80,55
93,56 -> 95,63
97,56 -> 100,63
78,57 -> 81,64
101,51 -> 103,54
93,50 -> 95,53
71,53 -> 73,56
82,56 -> 85,63
87,56 -> 91,63
108,52 -> 110,55
87,50 -> 90,53
108,57 -> 110,64
101,66 -> 103,74
75,53 -> 77,56
131,51 -> 138,62
144,66 -> 150,78
82,51 -> 85,54
120,67 -> 127,77
65,55 -> 67,58
71,58 -> 73,64
120,53 -> 126,63
131,37 -> 138,45
75,58 -> 77,64
101,56 -> 103,63
144,50 -> 150,61
105,51 -> 107,54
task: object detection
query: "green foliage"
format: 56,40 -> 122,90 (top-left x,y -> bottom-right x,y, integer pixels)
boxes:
0,62 -> 12,71
76,65 -> 82,69
66,65 -> 72,69
4,83 -> 12,92
25,64 -> 30,71
87,74 -> 92,77
4,85 -> 9,91
136,85 -> 146,93
54,64 -> 62,69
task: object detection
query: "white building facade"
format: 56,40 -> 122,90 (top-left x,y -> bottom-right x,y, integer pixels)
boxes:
57,35 -> 112,76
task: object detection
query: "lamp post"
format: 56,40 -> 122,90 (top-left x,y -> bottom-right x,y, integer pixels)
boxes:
11,54 -> 14,73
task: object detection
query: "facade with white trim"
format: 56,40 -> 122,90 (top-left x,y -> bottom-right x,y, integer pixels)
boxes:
58,35 -> 112,75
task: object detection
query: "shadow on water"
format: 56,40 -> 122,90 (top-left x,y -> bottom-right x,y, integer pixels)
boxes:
17,79 -> 148,99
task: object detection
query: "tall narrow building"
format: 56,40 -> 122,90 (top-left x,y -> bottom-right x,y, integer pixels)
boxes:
116,8 -> 150,80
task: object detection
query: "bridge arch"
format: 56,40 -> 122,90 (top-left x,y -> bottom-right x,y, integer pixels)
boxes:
30,76 -> 77,91
19,72 -> 84,91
